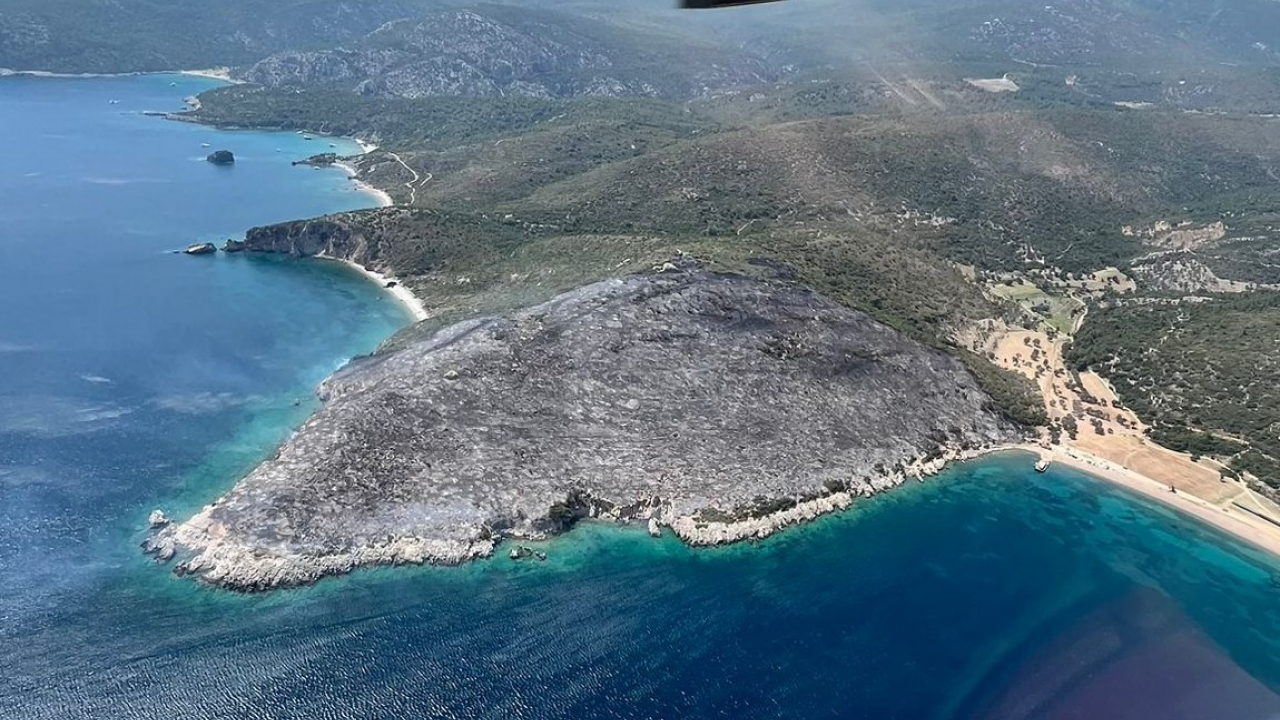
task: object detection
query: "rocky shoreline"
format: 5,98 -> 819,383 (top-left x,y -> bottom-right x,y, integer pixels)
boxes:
666,446 -> 1006,546
144,445 -> 1010,591
144,266 -> 1025,591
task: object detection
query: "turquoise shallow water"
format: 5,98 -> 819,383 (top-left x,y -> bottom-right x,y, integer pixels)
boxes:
5,77 -> 1280,720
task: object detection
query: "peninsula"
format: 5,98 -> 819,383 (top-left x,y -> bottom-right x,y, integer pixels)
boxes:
145,264 -> 1021,590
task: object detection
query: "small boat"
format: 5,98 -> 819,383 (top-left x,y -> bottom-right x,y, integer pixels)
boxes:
1035,459 -> 1051,473
201,142 -> 211,148
303,135 -> 314,141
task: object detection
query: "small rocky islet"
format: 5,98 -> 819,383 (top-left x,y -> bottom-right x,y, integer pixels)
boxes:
205,149 -> 235,165
183,242 -> 217,255
145,260 -> 1024,591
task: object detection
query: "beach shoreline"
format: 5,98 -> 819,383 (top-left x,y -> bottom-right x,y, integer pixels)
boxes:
1,67 -> 240,82
178,67 -> 238,83
318,253 -> 428,322
334,160 -> 394,209
1,68 -> 144,79
978,321 -> 1280,561
1039,445 -> 1280,559
846,440 -> 1280,562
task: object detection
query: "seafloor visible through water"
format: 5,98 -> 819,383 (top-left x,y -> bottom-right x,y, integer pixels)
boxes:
3,76 -> 1280,720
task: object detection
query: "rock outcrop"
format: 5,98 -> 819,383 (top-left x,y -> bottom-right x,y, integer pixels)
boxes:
184,242 -> 217,255
243,214 -> 368,257
292,153 -> 338,167
206,149 -> 235,165
146,266 -> 1022,590
239,210 -> 399,272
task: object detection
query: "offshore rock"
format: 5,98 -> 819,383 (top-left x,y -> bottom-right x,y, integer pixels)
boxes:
222,239 -> 247,253
148,509 -> 170,528
154,267 -> 1021,590
206,149 -> 235,165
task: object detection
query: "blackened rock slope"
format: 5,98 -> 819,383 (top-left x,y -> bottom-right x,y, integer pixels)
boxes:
152,267 -> 1021,589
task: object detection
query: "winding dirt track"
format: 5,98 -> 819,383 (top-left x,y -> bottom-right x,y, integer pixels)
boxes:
384,151 -> 429,205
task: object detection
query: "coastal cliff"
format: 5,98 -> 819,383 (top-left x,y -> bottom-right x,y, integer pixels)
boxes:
146,265 -> 1023,590
242,211 -> 385,266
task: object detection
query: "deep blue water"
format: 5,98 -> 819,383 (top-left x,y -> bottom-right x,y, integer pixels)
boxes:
5,77 -> 1280,720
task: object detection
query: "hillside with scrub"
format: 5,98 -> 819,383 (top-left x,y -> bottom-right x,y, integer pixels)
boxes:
39,0 -> 1280,494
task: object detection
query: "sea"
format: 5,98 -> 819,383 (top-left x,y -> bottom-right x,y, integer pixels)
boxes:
3,75 -> 1280,720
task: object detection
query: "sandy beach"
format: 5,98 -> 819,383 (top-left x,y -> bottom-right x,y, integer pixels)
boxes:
334,160 -> 394,208
975,317 -> 1280,560
179,67 -> 239,83
2,67 -> 238,82
319,254 -> 428,322
998,442 -> 1280,559
0,68 -> 141,79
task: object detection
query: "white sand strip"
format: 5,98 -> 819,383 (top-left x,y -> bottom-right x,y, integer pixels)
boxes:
333,161 -> 393,208
318,254 -> 427,322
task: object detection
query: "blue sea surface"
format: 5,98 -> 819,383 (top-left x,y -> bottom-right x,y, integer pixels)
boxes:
5,76 -> 1280,720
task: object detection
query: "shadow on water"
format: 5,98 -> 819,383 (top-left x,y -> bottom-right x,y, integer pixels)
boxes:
957,586 -> 1280,720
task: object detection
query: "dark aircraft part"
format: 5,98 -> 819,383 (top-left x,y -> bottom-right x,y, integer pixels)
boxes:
681,0 -> 784,8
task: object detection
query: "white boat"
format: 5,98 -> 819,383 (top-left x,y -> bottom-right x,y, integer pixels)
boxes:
1034,459 -> 1050,473
201,143 -> 211,148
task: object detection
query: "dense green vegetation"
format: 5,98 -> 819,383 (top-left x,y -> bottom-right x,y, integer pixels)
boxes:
199,80 -> 1280,278
958,351 -> 1049,427
198,65 -> 1280,435
1068,293 -> 1280,486
191,86 -> 711,151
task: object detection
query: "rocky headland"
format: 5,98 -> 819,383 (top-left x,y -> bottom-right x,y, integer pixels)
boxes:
145,263 -> 1024,590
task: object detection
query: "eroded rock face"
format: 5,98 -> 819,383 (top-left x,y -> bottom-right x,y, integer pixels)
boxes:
243,213 -> 379,264
149,267 -> 1021,590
